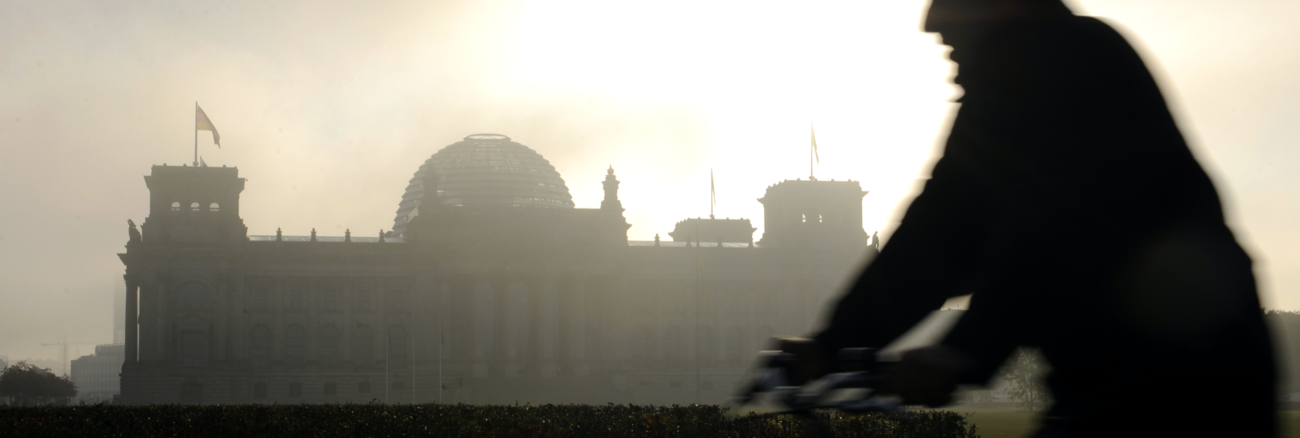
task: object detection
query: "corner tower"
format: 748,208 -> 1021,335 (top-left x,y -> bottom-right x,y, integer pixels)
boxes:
758,179 -> 867,250
139,164 -> 247,243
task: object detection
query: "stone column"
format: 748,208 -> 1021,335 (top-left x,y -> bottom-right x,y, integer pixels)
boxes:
124,275 -> 139,364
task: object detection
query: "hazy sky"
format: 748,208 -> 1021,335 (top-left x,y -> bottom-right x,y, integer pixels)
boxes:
1,0 -> 1297,363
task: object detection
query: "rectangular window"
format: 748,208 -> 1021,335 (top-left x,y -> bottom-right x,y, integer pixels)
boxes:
356,290 -> 370,310
289,290 -> 304,310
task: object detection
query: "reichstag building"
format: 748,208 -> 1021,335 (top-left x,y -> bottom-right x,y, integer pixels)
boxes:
118,133 -> 876,405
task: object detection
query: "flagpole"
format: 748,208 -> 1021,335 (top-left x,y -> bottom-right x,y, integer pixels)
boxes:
709,169 -> 715,219
194,102 -> 199,167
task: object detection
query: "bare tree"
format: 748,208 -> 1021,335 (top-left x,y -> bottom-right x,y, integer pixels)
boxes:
996,348 -> 1052,411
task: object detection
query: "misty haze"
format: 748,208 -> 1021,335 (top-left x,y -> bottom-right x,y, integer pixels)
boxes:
2,0 -> 1300,436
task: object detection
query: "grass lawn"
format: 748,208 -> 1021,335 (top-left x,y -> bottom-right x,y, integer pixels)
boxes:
950,409 -> 1300,438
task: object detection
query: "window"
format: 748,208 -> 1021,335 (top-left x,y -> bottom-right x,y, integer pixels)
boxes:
390,291 -> 407,310
171,201 -> 181,212
389,326 -> 409,362
284,325 -> 305,366
209,202 -> 220,212
353,326 -> 373,365
319,325 -> 340,366
321,282 -> 339,310
288,287 -> 305,310
190,202 -> 200,212
250,326 -> 272,367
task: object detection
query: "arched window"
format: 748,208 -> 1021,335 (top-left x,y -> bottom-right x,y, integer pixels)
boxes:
284,325 -> 305,366
209,202 -> 220,212
190,202 -> 200,212
179,283 -> 207,309
320,282 -> 340,310
319,325 -> 340,366
171,201 -> 181,212
250,326 -> 272,367
353,326 -> 373,365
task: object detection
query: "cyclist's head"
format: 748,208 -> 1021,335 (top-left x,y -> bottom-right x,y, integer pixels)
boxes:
924,0 -> 1074,33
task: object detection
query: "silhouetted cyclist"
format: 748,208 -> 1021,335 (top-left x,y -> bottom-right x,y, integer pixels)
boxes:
779,1 -> 1276,436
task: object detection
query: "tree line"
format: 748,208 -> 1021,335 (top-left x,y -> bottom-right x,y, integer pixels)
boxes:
0,361 -> 77,406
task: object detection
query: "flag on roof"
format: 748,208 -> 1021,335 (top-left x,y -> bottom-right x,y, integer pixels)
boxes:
196,104 -> 221,147
811,124 -> 819,163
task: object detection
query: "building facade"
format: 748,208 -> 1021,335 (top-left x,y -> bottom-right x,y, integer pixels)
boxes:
118,134 -> 876,405
71,344 -> 125,404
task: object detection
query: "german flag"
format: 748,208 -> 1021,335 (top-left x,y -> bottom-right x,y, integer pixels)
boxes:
196,104 -> 221,147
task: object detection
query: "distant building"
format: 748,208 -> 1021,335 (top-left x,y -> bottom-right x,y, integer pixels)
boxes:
118,134 -> 876,405
71,344 -> 124,404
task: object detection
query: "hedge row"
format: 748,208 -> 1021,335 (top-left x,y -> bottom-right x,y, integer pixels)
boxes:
0,404 -> 979,438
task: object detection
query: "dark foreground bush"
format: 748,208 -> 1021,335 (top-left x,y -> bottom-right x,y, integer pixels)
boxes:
0,403 -> 978,438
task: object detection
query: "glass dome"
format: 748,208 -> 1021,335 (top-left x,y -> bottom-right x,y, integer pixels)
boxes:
392,134 -> 574,235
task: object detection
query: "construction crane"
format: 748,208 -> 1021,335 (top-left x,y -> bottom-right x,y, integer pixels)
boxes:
41,337 -> 100,377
